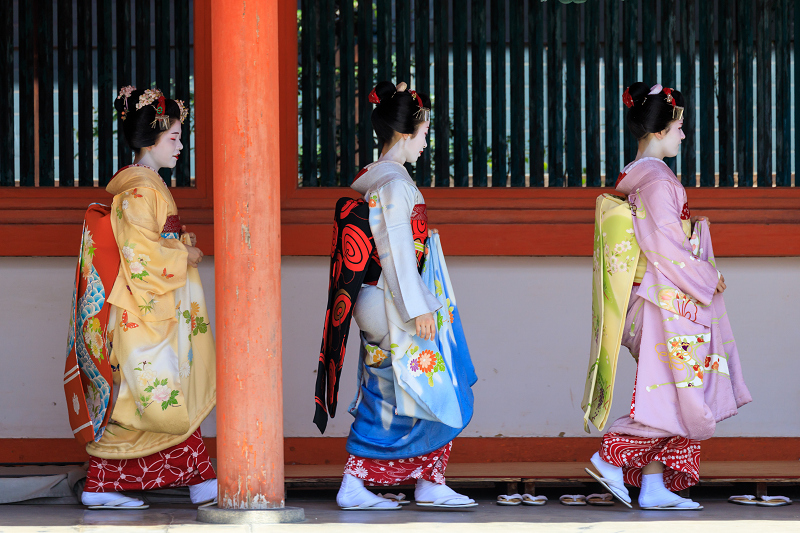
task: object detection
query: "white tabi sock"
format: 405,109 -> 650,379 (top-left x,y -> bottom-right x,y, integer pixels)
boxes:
81,491 -> 145,508
189,479 -> 218,504
590,452 -> 624,484
638,473 -> 700,509
414,478 -> 474,505
336,474 -> 398,509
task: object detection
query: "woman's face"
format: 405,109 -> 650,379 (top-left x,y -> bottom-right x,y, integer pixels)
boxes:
660,119 -> 685,158
148,120 -> 183,169
402,122 -> 429,164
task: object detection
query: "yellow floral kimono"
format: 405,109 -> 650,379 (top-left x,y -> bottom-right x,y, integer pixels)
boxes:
86,165 -> 216,459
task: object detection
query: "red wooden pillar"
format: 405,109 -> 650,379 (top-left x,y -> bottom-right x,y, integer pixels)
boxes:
210,0 -> 287,511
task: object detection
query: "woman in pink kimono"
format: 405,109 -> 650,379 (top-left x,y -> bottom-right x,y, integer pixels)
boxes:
585,83 -> 752,510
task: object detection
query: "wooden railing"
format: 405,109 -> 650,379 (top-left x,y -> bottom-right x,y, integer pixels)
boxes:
0,0 -> 194,188
298,0 -> 796,188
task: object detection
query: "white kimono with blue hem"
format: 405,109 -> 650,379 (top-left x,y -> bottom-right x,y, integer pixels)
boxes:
346,161 -> 477,460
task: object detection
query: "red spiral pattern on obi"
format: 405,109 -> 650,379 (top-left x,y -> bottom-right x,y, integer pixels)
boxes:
331,290 -> 352,327
342,224 -> 371,271
680,202 -> 691,220
411,204 -> 428,264
330,221 -> 338,257
600,433 -> 701,491
340,199 -> 360,219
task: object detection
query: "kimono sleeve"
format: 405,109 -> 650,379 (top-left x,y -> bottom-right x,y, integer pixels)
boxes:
372,179 -> 441,323
630,180 -> 719,306
112,187 -> 189,297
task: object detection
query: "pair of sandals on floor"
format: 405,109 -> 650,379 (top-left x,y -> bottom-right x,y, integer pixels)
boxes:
585,453 -> 703,511
496,493 -> 548,506
728,495 -> 793,507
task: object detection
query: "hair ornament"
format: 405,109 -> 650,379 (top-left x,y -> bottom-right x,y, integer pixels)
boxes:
661,86 -> 683,120
408,89 -> 430,121
116,85 -> 137,120
368,88 -> 381,104
175,99 -> 189,124
150,95 -> 171,130
622,87 -> 634,108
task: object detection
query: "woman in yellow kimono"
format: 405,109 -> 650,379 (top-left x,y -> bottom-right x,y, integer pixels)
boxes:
75,87 -> 217,509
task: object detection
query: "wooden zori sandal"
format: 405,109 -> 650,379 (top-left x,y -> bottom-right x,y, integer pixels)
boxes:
728,495 -> 758,505
522,494 -> 547,506
587,493 -> 614,506
377,493 -> 411,505
559,495 -> 587,506
496,494 -> 523,506
756,496 -> 792,507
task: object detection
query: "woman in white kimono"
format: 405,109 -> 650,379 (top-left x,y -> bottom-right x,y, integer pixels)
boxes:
317,82 -> 477,510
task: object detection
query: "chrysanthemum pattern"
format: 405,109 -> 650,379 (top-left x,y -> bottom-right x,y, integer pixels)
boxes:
343,442 -> 452,486
83,429 -> 215,492
600,432 -> 700,491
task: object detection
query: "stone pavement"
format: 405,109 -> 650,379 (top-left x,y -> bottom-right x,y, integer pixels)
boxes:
0,498 -> 798,532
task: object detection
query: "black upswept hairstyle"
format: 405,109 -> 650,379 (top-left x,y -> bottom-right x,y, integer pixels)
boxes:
114,88 -> 183,151
370,81 -> 431,146
625,82 -> 685,140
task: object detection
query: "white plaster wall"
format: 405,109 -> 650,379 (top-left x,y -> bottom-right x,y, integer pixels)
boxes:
1,256 -> 798,438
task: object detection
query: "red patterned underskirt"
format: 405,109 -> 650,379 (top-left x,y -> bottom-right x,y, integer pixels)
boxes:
83,429 -> 215,492
343,442 -> 452,486
600,432 -> 700,491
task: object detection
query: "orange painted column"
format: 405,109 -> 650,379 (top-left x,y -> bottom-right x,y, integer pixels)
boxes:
211,0 -> 285,509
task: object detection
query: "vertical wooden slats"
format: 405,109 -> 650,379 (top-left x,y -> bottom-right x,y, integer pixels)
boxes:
136,0 -> 152,88
301,0 -> 317,186
641,0 -> 657,85
528,0 -> 544,187
57,0 -> 74,186
564,4 -> 581,187
77,0 -> 94,186
736,0 -> 753,187
604,0 -> 620,187
698,0 -> 714,187
414,0 -> 430,186
97,0 -> 113,186
319,0 -> 336,186
491,0 -> 507,186
509,0 -> 524,186
433,0 -> 450,186
546,0 -> 562,187
774,0 -> 791,186
37,0 -> 54,186
174,0 -> 191,186
796,0 -> 800,185
756,0 -> 771,187
717,0 -> 734,187
0,0 -> 12,185
452,0 -> 468,186
471,0 -> 487,187
155,0 -> 171,185
396,0 -> 410,84
661,0 -> 677,175
340,0 -> 356,184
376,0 -> 392,157
156,0 -> 170,95
117,0 -> 132,169
679,0 -> 696,187
376,0 -> 392,83
18,0 -> 35,186
622,0 -> 638,164
358,0 -> 374,171
584,0 -> 599,187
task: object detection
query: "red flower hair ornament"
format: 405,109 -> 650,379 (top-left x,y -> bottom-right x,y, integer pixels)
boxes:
622,87 -> 634,109
368,89 -> 381,104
